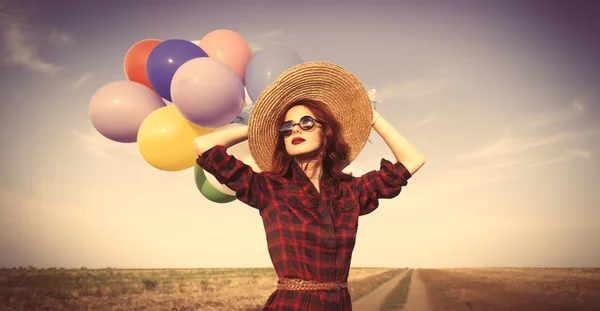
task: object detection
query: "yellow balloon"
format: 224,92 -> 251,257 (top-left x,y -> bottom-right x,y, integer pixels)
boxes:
137,105 -> 214,171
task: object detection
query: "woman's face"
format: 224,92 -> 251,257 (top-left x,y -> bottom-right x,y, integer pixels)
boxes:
282,105 -> 324,158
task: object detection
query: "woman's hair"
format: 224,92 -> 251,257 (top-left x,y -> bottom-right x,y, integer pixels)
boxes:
271,99 -> 354,183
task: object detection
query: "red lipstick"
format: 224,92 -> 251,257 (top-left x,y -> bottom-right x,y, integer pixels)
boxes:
292,137 -> 305,145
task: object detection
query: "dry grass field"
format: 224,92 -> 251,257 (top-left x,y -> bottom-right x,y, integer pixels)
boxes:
0,267 -> 403,311
420,268 -> 600,311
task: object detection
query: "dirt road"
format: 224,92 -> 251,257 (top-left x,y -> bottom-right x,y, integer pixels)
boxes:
403,269 -> 432,311
352,269 -> 409,311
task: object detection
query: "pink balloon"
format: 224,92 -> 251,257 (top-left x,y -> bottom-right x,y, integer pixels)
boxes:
199,29 -> 252,84
170,57 -> 245,128
89,81 -> 166,143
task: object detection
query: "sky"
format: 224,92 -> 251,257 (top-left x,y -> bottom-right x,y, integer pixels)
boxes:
1,0 -> 599,269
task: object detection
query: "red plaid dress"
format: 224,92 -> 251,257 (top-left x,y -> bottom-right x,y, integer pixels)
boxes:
196,145 -> 412,310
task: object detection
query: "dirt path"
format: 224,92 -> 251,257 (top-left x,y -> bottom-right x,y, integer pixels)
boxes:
352,269 -> 409,311
402,269 -> 433,311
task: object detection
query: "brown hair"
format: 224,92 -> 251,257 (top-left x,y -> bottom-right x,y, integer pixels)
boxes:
271,99 -> 354,183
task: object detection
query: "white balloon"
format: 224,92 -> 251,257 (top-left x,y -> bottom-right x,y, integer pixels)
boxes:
204,170 -> 235,195
243,154 -> 261,172
204,151 -> 261,196
191,40 -> 200,46
214,123 -> 251,159
244,87 -> 253,106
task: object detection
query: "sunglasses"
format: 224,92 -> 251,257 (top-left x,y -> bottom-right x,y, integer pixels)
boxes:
279,115 -> 322,137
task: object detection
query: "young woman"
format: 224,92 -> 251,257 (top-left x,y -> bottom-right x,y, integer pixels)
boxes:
194,62 -> 425,311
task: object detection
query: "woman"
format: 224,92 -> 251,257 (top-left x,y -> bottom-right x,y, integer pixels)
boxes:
194,62 -> 425,311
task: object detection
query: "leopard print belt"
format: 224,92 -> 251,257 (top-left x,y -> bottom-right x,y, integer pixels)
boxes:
277,278 -> 348,291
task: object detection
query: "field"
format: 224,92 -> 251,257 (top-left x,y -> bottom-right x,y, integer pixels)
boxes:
0,267 -> 404,311
419,268 -> 600,311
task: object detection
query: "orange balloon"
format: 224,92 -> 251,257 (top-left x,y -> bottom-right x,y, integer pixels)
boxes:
124,39 -> 162,91
199,29 -> 252,85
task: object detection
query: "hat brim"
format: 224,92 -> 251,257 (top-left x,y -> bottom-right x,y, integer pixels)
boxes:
248,62 -> 373,172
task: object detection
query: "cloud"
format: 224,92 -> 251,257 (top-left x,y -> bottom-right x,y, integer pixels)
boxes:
523,148 -> 594,168
248,29 -> 284,52
449,147 -> 594,180
414,114 -> 437,127
455,129 -> 571,161
456,93 -> 598,162
0,1 -> 71,74
71,72 -> 92,89
70,129 -> 140,161
515,94 -> 589,131
377,75 -> 448,101
425,166 -> 509,197
48,28 -> 73,46
466,159 -> 534,172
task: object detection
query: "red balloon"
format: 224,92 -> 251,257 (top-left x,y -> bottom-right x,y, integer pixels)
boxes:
124,39 -> 162,91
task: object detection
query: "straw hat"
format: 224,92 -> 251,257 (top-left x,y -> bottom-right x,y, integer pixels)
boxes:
247,61 -> 373,172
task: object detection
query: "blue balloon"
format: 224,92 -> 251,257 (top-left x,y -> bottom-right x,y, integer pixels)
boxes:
231,103 -> 253,125
146,39 -> 208,101
244,45 -> 303,102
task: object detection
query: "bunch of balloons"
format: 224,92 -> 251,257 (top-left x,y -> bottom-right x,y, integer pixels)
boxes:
87,29 -> 303,203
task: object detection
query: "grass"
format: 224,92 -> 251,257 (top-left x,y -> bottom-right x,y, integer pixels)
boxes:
0,267 -> 403,311
418,268 -> 600,311
350,268 -> 407,302
380,269 -> 413,310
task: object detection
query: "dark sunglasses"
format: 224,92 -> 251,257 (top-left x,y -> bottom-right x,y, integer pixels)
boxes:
279,115 -> 322,136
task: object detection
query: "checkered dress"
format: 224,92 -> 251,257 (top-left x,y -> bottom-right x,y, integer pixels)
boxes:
196,145 -> 412,310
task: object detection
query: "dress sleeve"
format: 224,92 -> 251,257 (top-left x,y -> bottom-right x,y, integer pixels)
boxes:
353,158 -> 412,216
196,145 -> 272,210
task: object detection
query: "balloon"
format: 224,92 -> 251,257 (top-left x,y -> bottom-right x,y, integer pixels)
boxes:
213,123 -> 250,159
146,39 -> 208,101
244,45 -> 303,102
89,80 -> 166,143
231,103 -> 253,125
199,29 -> 252,84
243,154 -> 261,172
124,39 -> 162,91
203,124 -> 251,195
190,40 -> 200,46
204,148 -> 258,196
170,57 -> 245,128
194,164 -> 236,203
244,87 -> 252,106
137,105 -> 214,171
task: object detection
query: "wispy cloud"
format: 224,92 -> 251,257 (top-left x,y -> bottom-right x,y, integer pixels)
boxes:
248,29 -> 284,52
456,94 -> 596,162
0,1 -> 71,74
424,166 -> 509,197
48,28 -> 73,46
466,159 -> 533,172
71,72 -> 92,89
377,75 -> 448,101
523,148 -> 594,168
449,147 -> 594,181
70,129 -> 140,161
414,114 -> 437,127
455,129 -> 570,161
514,94 -> 589,131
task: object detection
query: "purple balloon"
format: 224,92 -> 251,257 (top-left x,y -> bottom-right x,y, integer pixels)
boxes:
146,39 -> 208,102
171,57 -> 245,128
89,81 -> 166,143
244,45 -> 303,102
